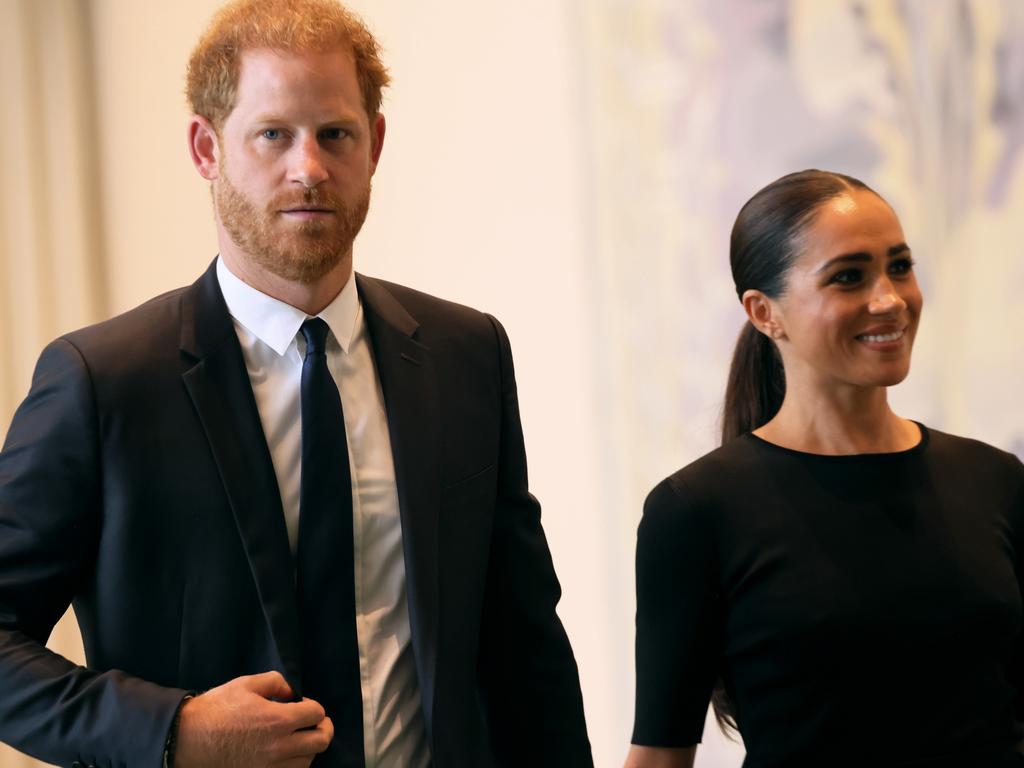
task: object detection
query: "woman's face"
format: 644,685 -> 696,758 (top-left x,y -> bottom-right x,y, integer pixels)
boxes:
766,189 -> 922,393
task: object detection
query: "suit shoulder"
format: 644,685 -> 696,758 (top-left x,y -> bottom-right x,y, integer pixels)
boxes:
359,275 -> 491,325
357,274 -> 505,355
51,285 -> 193,383
62,286 -> 188,352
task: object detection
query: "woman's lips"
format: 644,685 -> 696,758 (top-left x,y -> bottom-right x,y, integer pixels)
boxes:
855,327 -> 907,348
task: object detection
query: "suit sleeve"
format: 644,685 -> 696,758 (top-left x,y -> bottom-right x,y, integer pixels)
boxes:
1007,454 -> 1024,724
475,315 -> 593,767
0,339 -> 188,768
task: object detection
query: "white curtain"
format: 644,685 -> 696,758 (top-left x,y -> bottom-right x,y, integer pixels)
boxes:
0,0 -> 105,765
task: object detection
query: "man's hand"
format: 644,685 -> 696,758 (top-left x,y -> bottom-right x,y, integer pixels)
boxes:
174,671 -> 333,768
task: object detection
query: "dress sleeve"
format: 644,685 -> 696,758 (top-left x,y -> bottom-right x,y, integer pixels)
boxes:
632,475 -> 724,747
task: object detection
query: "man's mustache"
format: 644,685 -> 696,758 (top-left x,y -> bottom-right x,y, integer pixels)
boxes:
271,188 -> 342,211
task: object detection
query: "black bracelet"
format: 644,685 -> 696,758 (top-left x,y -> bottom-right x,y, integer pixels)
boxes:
163,694 -> 193,768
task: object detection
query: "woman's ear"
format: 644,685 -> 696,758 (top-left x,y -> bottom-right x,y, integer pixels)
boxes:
742,289 -> 786,340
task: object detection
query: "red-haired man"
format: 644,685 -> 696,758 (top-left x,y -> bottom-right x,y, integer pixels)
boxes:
0,1 -> 591,766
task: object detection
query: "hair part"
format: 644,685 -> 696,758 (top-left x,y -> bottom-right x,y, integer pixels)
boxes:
186,0 -> 391,130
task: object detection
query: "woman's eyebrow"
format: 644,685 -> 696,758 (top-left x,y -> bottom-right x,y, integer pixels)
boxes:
815,243 -> 910,274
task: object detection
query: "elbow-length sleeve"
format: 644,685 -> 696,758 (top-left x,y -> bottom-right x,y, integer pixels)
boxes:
632,475 -> 724,747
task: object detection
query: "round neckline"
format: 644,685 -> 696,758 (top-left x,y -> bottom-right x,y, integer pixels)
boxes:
744,421 -> 929,460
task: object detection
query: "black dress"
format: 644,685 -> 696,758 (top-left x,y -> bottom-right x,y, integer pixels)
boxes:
632,424 -> 1024,768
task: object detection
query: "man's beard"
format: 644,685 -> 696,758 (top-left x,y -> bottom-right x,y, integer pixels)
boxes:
215,171 -> 371,285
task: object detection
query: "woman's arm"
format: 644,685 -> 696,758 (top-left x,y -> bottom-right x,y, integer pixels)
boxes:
630,480 -> 723,757
624,745 -> 696,768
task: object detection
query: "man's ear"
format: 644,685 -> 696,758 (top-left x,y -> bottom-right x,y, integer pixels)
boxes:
742,289 -> 786,340
188,115 -> 221,181
369,112 -> 386,174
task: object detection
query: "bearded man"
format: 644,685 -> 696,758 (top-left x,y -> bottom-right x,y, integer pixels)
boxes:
0,1 -> 592,766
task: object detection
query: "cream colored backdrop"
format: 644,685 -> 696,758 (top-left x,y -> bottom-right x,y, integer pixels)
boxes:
1,2 -> 100,766
3,2 -> 1023,768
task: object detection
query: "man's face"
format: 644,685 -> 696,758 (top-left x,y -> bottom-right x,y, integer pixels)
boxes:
213,47 -> 382,284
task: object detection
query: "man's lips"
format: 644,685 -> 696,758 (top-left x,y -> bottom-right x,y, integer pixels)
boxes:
279,208 -> 336,221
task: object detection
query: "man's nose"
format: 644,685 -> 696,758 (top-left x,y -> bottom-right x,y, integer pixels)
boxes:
289,137 -> 329,188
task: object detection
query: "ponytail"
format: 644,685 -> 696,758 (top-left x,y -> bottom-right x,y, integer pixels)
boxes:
721,322 -> 785,443
711,322 -> 784,736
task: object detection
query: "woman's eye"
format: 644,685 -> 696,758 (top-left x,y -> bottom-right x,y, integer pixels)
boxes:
889,256 -> 915,276
829,268 -> 862,286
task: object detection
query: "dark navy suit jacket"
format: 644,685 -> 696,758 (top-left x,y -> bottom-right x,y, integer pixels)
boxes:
0,261 -> 592,768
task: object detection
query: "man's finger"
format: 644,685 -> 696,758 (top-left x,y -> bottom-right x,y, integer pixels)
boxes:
277,714 -> 334,759
243,670 -> 295,701
276,697 -> 327,731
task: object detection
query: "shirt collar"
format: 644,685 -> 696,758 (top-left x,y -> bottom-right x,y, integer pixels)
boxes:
216,256 -> 361,356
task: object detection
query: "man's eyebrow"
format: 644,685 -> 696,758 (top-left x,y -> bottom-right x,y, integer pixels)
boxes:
249,113 -> 363,125
815,243 -> 910,274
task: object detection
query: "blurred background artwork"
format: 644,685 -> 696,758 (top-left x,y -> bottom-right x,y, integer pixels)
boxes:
2,1 -> 1022,766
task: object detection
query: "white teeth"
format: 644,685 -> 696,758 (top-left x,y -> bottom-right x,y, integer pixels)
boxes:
858,330 -> 904,343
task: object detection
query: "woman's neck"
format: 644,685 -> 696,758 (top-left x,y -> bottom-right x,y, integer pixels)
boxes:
753,381 -> 920,455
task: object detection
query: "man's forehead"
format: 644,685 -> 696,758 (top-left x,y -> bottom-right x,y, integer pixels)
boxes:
234,47 -> 362,97
231,46 -> 363,113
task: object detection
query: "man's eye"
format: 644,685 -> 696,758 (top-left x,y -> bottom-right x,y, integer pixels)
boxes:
829,268 -> 862,286
262,129 -> 282,140
889,257 -> 915,276
320,128 -> 346,140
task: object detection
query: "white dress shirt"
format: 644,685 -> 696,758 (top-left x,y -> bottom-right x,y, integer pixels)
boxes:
216,257 -> 430,768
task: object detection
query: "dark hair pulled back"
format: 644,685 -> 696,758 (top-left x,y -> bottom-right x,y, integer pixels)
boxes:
721,169 -> 873,443
713,169 -> 874,734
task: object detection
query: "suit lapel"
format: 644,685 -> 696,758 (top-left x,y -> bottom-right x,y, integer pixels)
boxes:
179,262 -> 304,694
357,274 -> 441,733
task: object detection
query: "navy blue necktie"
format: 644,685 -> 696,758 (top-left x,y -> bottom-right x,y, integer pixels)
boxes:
296,318 -> 365,767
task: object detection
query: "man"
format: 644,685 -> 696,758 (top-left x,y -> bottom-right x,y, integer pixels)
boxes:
0,1 -> 592,766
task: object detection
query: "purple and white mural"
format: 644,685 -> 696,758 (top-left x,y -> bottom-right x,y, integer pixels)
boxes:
574,1 -> 1024,763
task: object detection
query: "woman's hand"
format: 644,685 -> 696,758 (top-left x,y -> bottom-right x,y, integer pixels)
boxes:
623,745 -> 696,768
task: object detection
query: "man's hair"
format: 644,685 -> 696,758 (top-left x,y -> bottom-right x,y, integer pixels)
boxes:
186,0 -> 390,130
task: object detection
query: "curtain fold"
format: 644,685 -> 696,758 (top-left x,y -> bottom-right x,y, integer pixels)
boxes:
1,1 -> 105,765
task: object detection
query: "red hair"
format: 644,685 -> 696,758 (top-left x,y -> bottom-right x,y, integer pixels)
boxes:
186,0 -> 390,129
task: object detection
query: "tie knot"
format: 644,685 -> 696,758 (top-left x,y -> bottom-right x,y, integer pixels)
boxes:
301,318 -> 331,357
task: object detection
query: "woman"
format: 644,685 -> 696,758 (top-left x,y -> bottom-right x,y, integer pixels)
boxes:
626,170 -> 1024,768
